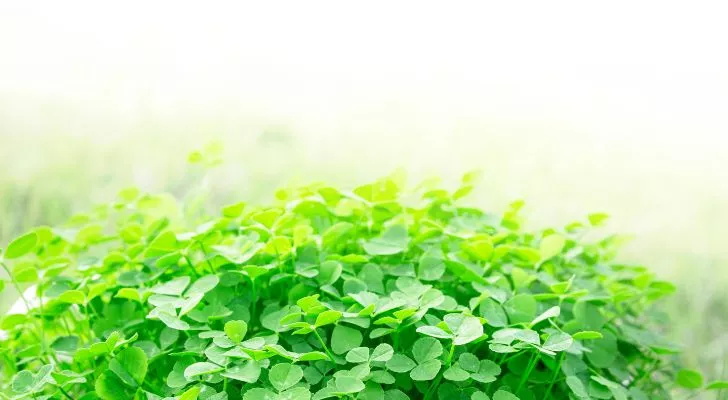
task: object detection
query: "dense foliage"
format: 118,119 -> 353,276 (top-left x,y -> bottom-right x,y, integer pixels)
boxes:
0,171 -> 721,399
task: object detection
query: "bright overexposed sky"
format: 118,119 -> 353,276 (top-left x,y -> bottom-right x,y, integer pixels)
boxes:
1,1 -> 727,147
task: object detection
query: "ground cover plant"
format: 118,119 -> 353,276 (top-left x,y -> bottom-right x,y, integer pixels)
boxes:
0,169 -> 723,400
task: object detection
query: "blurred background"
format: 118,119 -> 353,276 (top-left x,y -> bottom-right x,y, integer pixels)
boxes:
1,0 -> 726,388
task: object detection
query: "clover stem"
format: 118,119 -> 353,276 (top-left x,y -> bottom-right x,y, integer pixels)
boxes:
249,277 -> 257,323
0,262 -> 31,310
183,254 -> 200,278
313,328 -> 336,363
516,352 -> 540,393
58,387 -> 74,400
37,286 -> 59,364
543,351 -> 565,400
83,302 -> 95,342
446,340 -> 456,366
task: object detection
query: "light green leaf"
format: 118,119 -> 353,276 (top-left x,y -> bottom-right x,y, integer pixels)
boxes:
331,324 -> 363,354
443,364 -> 470,381
707,381 -> 728,390
539,234 -> 566,260
444,314 -> 484,345
386,354 -> 416,373
318,260 -> 343,285
334,376 -> 366,394
493,390 -> 520,400
370,343 -> 394,362
244,388 -> 277,400
410,359 -> 441,381
269,363 -> 304,391
416,325 -> 450,339
179,386 -> 201,400
314,310 -> 342,328
346,347 -> 370,363
5,232 -> 38,259
108,347 -> 148,386
530,306 -> 560,326
503,294 -> 537,325
184,362 -> 224,380
186,275 -> 220,296
543,332 -> 573,352
676,369 -> 704,389
566,376 -> 589,398
224,320 -> 248,343
59,290 -> 86,305
412,337 -> 443,363
572,331 -> 603,340
362,225 -> 409,256
95,371 -> 129,400
151,276 -> 191,296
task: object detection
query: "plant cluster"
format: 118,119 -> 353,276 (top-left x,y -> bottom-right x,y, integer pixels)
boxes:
0,171 -> 723,399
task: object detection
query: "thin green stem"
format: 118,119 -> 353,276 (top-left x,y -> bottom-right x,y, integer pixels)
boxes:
1,262 -> 30,310
446,341 -> 456,366
250,278 -> 257,324
37,287 -> 58,364
313,329 -> 336,363
57,386 -> 74,400
543,352 -> 565,400
516,352 -> 540,393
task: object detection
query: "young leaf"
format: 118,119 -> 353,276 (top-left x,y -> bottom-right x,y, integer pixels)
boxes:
5,232 -> 39,259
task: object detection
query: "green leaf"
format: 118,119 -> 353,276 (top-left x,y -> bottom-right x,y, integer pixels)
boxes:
370,343 -> 394,362
11,370 -> 35,394
346,347 -> 370,363
459,353 -> 480,373
416,325 -> 450,339
184,362 -> 224,379
362,225 -> 409,256
676,369 -> 704,389
334,376 -> 366,394
186,275 -> 220,296
530,306 -> 560,326
244,388 -> 277,400
410,359 -> 441,381
221,361 -> 261,383
539,234 -> 565,260
412,337 -> 443,363
179,386 -> 201,400
443,364 -> 470,381
108,347 -> 148,386
572,331 -> 603,340
331,324 -> 364,354
318,260 -> 343,285
444,314 -> 484,345
152,276 -> 191,296
493,390 -> 520,400
503,294 -> 537,325
95,371 -> 129,400
386,354 -> 416,373
471,360 -> 501,383
543,332 -> 573,352
269,363 -> 304,391
59,290 -> 86,305
707,381 -> 728,390
315,310 -> 342,328
5,232 -> 38,259
566,376 -> 589,398
224,320 -> 248,343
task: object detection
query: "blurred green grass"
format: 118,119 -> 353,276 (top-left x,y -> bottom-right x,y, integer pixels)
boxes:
1,99 -> 727,392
